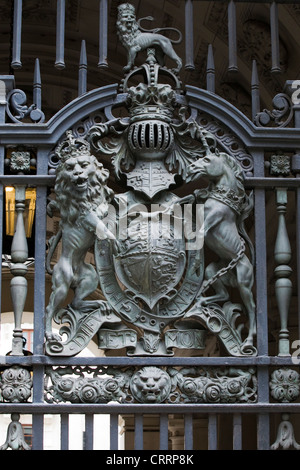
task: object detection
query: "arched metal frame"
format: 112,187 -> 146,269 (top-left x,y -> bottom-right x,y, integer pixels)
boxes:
0,73 -> 299,450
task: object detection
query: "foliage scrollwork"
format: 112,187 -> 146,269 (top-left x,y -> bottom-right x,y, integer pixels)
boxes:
254,93 -> 293,128
44,366 -> 257,404
270,368 -> 300,403
0,366 -> 32,403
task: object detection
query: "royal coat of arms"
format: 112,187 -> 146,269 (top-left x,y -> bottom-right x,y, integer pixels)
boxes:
45,3 -> 256,357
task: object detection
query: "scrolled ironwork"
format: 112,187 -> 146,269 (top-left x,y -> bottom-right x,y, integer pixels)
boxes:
254,92 -> 293,128
6,88 -> 45,124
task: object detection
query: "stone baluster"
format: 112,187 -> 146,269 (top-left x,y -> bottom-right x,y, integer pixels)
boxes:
274,188 -> 292,356
10,185 -> 28,356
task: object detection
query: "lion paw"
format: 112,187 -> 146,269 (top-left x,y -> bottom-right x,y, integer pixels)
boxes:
45,331 -> 62,343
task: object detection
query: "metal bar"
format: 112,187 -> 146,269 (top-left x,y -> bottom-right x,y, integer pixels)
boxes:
206,45 -> 215,93
1,354 -> 299,367
255,187 -> 268,355
257,366 -> 270,449
297,182 -> 300,344
110,414 -> 119,450
32,414 -> 44,450
233,414 -> 242,450
258,367 -> 270,405
192,0 -> 298,3
253,150 -> 269,356
98,0 -> 108,68
3,402 -> 300,414
33,148 -> 49,355
251,60 -> 260,122
245,178 -> 300,188
270,2 -> 281,73
0,146 -> 4,322
292,123 -> 300,344
60,414 -> 69,450
0,175 -> 298,188
0,175 -> 56,185
31,147 -> 49,451
134,414 -> 144,450
185,0 -> 195,71
33,59 -> 42,110
208,414 -> 218,450
55,0 -> 66,70
159,414 -> 169,450
11,0 -> 22,69
32,367 -> 45,448
228,0 -> 238,72
257,414 -> 270,450
85,414 -> 94,450
33,186 -> 47,354
184,414 -> 193,450
33,365 -> 45,405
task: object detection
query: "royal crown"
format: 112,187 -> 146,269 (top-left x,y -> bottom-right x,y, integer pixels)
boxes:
127,82 -> 177,123
56,130 -> 91,162
117,3 -> 135,17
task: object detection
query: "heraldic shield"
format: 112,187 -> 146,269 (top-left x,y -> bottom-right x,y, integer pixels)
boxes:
94,195 -> 205,356
113,214 -> 186,310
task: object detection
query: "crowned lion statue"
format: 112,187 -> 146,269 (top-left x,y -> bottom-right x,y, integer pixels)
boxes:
45,131 -> 117,341
116,3 -> 182,73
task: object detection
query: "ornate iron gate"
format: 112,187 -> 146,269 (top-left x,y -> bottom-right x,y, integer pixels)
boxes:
0,0 -> 299,451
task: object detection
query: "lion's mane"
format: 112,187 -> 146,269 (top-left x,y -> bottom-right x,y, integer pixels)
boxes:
116,15 -> 140,47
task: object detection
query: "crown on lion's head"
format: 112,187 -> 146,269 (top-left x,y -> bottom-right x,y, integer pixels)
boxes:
55,130 -> 91,163
117,3 -> 136,18
52,130 -> 114,224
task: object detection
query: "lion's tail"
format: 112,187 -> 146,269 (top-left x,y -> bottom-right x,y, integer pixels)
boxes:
46,229 -> 62,275
138,17 -> 183,44
156,27 -> 182,44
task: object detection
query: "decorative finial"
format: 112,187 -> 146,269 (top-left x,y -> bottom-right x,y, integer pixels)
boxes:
56,130 -> 91,162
